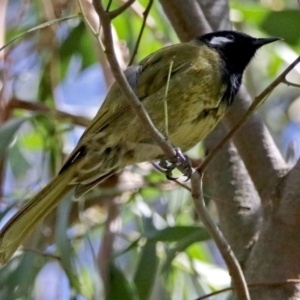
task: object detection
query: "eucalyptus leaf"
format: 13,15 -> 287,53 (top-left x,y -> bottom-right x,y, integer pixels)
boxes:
261,10 -> 300,45
134,240 -> 158,300
146,226 -> 210,242
9,144 -> 31,179
162,230 -> 210,273
0,118 -> 29,159
0,15 -> 79,52
107,262 -> 137,300
55,194 -> 82,294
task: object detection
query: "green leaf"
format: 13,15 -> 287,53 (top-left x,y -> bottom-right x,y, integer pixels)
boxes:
107,262 -> 137,300
0,252 -> 42,299
55,194 -> 82,294
140,187 -> 161,200
143,216 -> 156,236
231,4 -> 269,24
145,171 -> 166,183
0,15 -> 79,52
113,238 -> 141,259
134,240 -> 158,300
0,118 -> 29,158
60,21 -> 97,77
261,10 -> 300,45
19,131 -> 44,150
162,230 -> 210,273
8,143 -> 31,179
79,267 -> 95,299
146,226 -> 210,242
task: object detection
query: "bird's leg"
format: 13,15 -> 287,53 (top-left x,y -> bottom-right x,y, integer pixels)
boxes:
159,148 -> 192,181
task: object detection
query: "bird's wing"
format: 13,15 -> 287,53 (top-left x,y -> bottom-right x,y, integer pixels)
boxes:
82,43 -> 200,139
61,43 -> 201,171
136,43 -> 198,99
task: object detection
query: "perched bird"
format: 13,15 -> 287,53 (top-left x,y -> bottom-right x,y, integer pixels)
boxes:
0,30 -> 279,264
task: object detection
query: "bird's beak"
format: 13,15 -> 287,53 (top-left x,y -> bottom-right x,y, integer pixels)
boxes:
253,37 -> 282,48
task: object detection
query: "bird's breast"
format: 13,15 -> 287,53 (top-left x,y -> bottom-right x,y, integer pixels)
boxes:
167,89 -> 228,151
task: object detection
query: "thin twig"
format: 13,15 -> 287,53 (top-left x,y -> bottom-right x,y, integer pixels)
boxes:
91,0 -> 180,162
191,55 -> 300,300
22,247 -> 61,260
195,279 -> 300,300
98,197 -> 121,297
119,0 -> 168,44
77,200 -> 98,268
0,14 -> 79,53
196,287 -> 232,299
108,0 -> 135,19
163,59 -> 173,138
89,2 -> 250,298
8,97 -> 90,127
199,55 -> 300,173
128,0 -> 154,65
283,78 -> 300,88
190,171 -> 250,300
77,0 -> 97,35
105,0 -> 113,12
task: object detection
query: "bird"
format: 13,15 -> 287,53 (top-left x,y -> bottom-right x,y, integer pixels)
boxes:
0,30 -> 279,264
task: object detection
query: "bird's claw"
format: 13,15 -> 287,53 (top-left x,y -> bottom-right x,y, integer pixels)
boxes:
159,148 -> 192,181
166,169 -> 178,180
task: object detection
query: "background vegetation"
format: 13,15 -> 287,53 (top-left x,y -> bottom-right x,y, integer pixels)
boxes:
0,0 -> 300,299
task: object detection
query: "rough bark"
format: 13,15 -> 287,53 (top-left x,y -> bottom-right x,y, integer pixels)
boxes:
159,0 -> 299,299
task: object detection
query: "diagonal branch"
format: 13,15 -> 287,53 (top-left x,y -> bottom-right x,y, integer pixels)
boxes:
199,56 -> 300,180
159,0 -> 287,193
128,0 -> 154,65
203,123 -> 262,264
190,171 -> 250,300
91,1 -> 250,298
108,0 -> 135,19
119,0 -> 168,44
196,279 -> 300,300
92,0 -> 178,160
8,98 -> 90,127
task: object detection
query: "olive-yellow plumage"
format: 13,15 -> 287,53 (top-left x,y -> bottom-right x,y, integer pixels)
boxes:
0,31 -> 279,264
69,43 -> 227,191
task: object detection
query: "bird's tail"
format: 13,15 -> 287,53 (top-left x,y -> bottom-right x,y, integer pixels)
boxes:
0,165 -> 77,264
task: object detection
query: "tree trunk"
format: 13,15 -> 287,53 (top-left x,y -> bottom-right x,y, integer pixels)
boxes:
159,0 -> 300,299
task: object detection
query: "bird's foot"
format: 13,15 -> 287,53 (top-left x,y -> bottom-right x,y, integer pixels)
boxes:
159,148 -> 192,181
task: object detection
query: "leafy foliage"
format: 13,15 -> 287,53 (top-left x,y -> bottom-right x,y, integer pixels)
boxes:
0,0 -> 298,299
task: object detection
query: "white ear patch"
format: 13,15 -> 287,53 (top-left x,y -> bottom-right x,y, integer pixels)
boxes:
210,36 -> 233,46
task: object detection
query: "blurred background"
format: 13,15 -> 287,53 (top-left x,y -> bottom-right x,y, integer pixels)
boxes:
0,0 -> 299,299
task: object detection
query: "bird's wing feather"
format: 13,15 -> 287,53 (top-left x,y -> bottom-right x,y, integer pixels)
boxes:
83,43 -> 198,137
61,43 -> 200,171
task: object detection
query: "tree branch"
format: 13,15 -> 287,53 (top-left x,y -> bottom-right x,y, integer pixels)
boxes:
108,0 -> 135,19
159,0 -> 211,42
119,0 -> 168,44
98,197 -> 121,296
0,0 -> 9,202
91,0 -> 179,160
8,98 -> 90,127
190,171 -> 250,300
92,1 -> 250,298
203,123 -> 262,264
200,56 -> 300,178
128,0 -> 154,65
196,279 -> 300,300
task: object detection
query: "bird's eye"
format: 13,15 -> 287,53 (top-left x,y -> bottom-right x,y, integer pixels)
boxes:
227,34 -> 234,40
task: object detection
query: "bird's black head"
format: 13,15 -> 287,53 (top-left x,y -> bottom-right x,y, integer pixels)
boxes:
199,30 -> 280,74
196,30 -> 280,105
